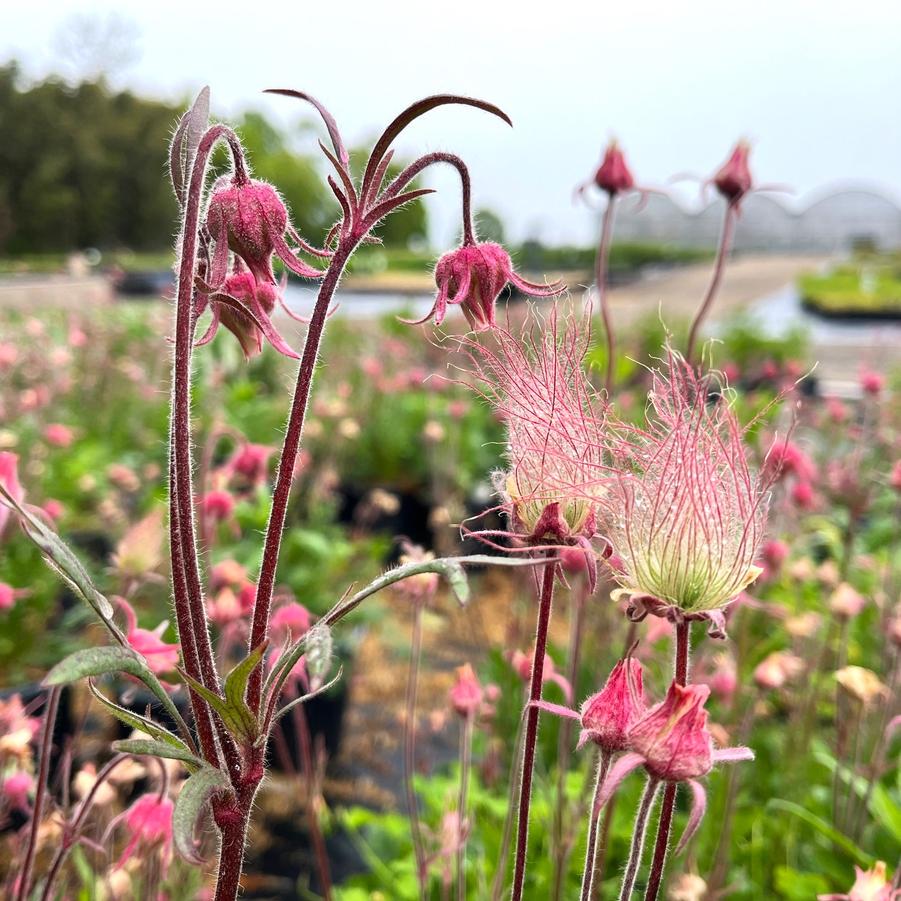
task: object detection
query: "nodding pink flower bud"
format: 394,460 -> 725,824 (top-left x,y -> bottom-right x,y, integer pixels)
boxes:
1,770 -> 33,812
449,663 -> 483,719
238,581 -> 257,615
206,178 -> 288,285
829,582 -> 867,619
43,423 -> 74,448
228,442 -> 273,487
713,140 -> 753,206
701,653 -> 738,704
628,682 -> 715,782
764,438 -> 817,484
0,452 -> 23,537
578,657 -> 646,752
509,649 -> 573,702
593,140 -> 635,196
762,539 -> 789,572
271,601 -> 311,642
202,489 -> 235,523
210,558 -> 247,592
217,270 -> 285,360
114,794 -> 174,873
416,242 -> 564,331
817,860 -> 896,901
754,651 -> 805,690
118,598 -> 180,676
860,369 -> 885,397
559,546 -> 589,574
0,582 -> 27,612
791,480 -> 815,509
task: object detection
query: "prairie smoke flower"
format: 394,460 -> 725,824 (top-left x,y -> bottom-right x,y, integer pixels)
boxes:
753,651 -> 805,690
415,242 -> 564,331
227,441 -> 273,488
860,368 -> 885,396
0,694 -> 40,759
595,682 -> 753,851
203,489 -> 236,523
603,354 -> 769,637
2,770 -> 33,812
578,657 -> 646,751
509,649 -> 573,703
270,601 -> 311,643
113,793 -> 174,873
835,666 -> 888,706
118,598 -> 180,676
829,582 -> 867,619
763,437 -> 817,484
592,139 -> 635,196
464,305 -> 609,585
713,140 -> 753,206
449,663 -> 483,719
0,582 -> 27,612
818,861 -> 900,901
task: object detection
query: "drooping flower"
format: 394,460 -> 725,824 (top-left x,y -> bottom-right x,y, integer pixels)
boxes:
449,663 -> 483,719
818,860 -> 900,901
835,666 -> 888,707
602,352 -> 769,637
113,793 -> 174,874
202,489 -> 236,524
753,651 -> 805,690
713,140 -> 753,206
509,649 -> 573,703
0,582 -> 27,612
592,140 -> 635,196
829,583 -> 867,620
118,598 -> 180,676
463,305 -> 609,585
578,657 -> 646,752
859,369 -> 885,397
414,242 -> 564,331
1,770 -> 34,812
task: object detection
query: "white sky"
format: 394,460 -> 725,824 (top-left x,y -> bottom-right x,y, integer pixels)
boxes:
5,0 -> 901,245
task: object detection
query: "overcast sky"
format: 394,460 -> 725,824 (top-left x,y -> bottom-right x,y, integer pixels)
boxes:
5,0 -> 901,245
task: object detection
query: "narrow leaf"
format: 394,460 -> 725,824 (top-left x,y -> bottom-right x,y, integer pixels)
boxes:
173,766 -> 229,864
180,670 -> 257,741
766,799 -> 874,866
88,681 -> 189,752
45,646 -> 185,741
223,642 -> 267,715
111,739 -> 202,773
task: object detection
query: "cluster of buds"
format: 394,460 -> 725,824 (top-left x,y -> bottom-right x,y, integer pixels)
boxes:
602,352 -> 769,638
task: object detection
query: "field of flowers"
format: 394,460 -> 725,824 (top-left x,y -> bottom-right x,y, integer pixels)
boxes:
0,88 -> 898,901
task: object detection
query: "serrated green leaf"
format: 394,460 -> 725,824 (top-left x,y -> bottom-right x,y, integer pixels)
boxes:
45,646 -> 186,742
88,680 -> 189,752
111,739 -> 202,773
173,765 -> 229,864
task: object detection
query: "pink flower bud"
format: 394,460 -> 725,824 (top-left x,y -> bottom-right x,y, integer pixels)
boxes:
791,480 -> 815,509
628,682 -> 714,782
118,598 -> 180,676
764,438 -> 817,484
228,442 -> 273,487
713,141 -> 753,206
115,794 -> 174,873
762,539 -> 789,573
753,651 -> 804,690
817,860 -> 894,901
206,178 -> 288,285
829,582 -> 867,619
203,489 -> 235,523
210,559 -> 247,592
860,369 -> 885,396
890,461 -> 901,492
579,658 -> 646,752
420,242 -> 563,331
271,601 -> 311,642
0,582 -> 26,611
449,663 -> 483,719
593,140 -> 635,196
1,770 -> 33,812
218,270 -> 281,360
43,423 -> 74,448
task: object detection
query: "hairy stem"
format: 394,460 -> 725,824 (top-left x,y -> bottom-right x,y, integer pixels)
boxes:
214,813 -> 250,901
643,621 -> 691,901
457,716 -> 474,901
685,204 -> 736,363
248,239 -> 355,711
490,706 -> 527,901
404,601 -> 429,898
618,777 -> 661,901
551,579 -> 589,901
16,687 -> 60,901
511,557 -> 557,901
595,197 -> 618,395
580,750 -> 613,901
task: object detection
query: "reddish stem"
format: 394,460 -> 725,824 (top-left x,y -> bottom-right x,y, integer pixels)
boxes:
247,239 -> 355,712
642,621 -> 691,901
685,204 -> 736,363
510,557 -> 557,901
579,750 -> 613,901
618,777 -> 661,901
404,601 -> 429,898
16,687 -> 60,901
456,716 -> 474,901
595,198 -> 618,395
